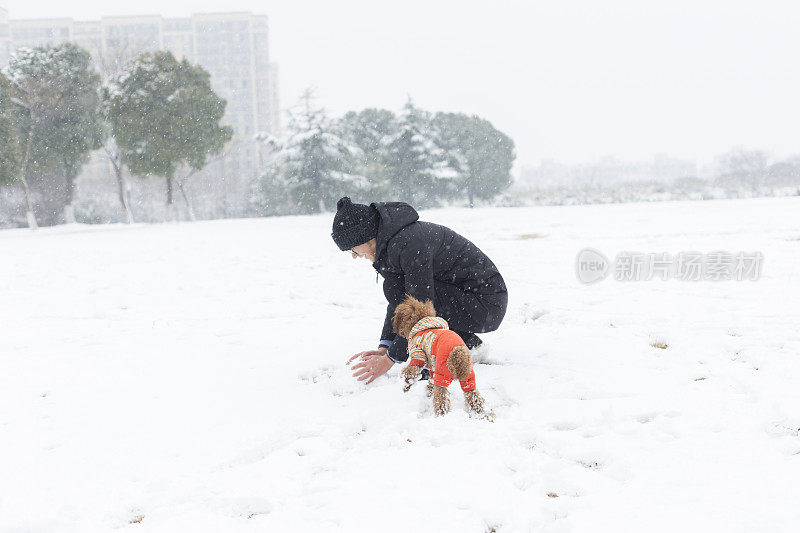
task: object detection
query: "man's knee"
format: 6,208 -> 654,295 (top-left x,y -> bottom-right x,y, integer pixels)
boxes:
479,291 -> 508,332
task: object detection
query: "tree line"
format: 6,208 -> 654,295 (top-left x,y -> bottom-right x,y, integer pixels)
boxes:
509,147 -> 800,208
0,42 -> 517,228
253,90 -> 516,216
712,148 -> 800,192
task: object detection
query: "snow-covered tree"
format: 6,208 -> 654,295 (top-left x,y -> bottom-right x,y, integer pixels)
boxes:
0,72 -> 37,228
250,165 -> 294,216
382,99 -> 453,207
338,108 -> 398,196
261,90 -> 365,213
766,156 -> 800,187
104,51 -> 232,220
434,112 -> 516,207
5,44 -> 106,224
96,38 -> 143,225
714,148 -> 769,193
101,137 -> 134,224
0,73 -> 21,187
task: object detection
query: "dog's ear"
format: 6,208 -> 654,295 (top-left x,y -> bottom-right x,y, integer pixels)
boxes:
392,297 -> 413,338
392,295 -> 437,338
392,295 -> 418,338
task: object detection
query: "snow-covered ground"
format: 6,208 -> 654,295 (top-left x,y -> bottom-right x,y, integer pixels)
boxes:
1,197 -> 799,532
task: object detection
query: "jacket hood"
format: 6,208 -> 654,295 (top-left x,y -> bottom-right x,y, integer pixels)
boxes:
370,201 -> 419,260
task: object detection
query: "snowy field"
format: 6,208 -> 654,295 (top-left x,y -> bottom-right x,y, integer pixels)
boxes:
1,197 -> 799,532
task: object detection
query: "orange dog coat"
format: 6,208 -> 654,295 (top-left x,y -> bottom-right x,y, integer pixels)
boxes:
407,317 -> 476,392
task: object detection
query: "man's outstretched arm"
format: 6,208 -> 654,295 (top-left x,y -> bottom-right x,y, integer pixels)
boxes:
379,272 -> 406,362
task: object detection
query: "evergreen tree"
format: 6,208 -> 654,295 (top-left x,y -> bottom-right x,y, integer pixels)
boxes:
105,51 -> 232,220
383,99 -> 453,207
264,90 -> 365,213
0,73 -> 21,187
250,165 -> 294,216
5,44 -> 106,224
338,108 -> 398,197
434,112 -> 516,207
3,61 -> 39,228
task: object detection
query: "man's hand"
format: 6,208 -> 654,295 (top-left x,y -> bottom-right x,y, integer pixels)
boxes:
346,347 -> 394,384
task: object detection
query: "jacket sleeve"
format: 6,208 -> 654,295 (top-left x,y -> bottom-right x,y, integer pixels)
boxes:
379,272 -> 404,343
380,303 -> 396,345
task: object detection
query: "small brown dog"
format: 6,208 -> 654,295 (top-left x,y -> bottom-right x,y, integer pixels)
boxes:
392,295 -> 486,417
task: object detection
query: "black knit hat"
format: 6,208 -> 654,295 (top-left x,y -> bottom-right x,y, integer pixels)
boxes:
331,197 -> 379,251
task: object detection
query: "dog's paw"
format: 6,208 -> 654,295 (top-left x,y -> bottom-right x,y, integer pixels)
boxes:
401,365 -> 421,392
464,389 -> 486,416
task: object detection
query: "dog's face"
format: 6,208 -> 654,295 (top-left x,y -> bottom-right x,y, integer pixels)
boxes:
392,295 -> 436,338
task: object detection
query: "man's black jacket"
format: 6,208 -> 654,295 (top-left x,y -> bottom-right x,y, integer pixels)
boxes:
371,201 -> 507,347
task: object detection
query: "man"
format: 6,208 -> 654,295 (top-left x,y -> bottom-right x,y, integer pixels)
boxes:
331,197 -> 508,383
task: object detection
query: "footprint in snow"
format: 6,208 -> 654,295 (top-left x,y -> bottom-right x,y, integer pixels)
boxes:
298,367 -> 335,384
298,365 -> 371,397
551,421 -> 581,431
471,344 -> 510,365
517,303 -> 548,324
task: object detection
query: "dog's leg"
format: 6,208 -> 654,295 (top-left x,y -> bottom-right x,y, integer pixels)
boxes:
432,386 -> 450,416
400,364 -> 422,392
464,389 -> 485,416
426,381 -> 434,398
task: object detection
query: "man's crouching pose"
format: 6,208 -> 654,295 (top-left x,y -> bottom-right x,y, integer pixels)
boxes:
392,295 -> 486,417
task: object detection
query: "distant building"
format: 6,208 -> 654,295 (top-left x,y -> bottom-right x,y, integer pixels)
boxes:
520,155 -> 697,188
0,8 -> 280,215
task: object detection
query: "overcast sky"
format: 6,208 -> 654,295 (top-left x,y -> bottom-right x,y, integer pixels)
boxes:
3,0 -> 800,171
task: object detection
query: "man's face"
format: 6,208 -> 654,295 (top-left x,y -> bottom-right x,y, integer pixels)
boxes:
350,239 -> 377,263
